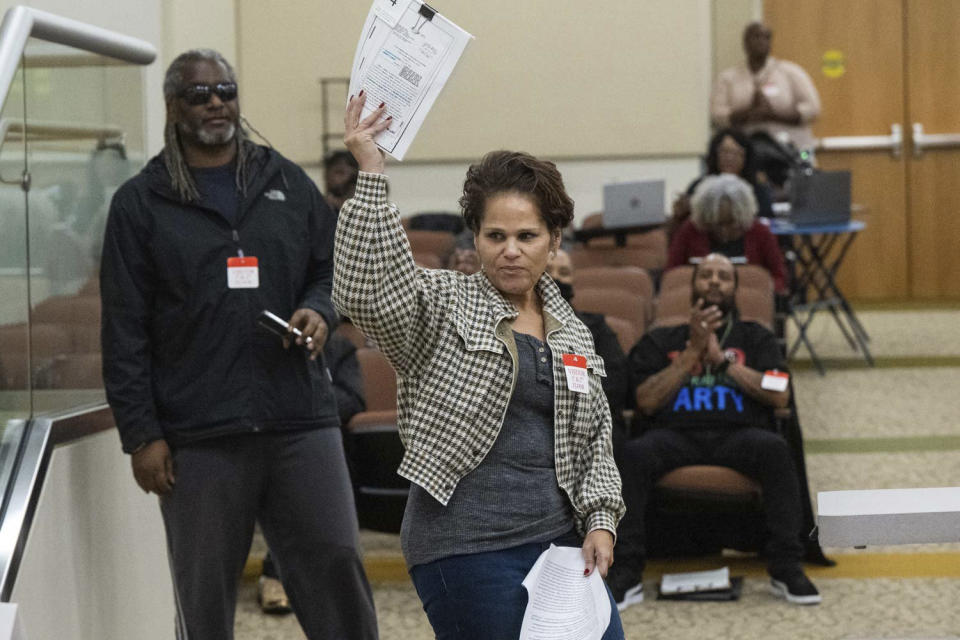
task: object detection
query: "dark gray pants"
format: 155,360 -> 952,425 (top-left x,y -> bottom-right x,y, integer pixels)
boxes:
159,429 -> 378,640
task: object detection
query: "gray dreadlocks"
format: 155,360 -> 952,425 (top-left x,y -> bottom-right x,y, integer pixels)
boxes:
162,49 -> 258,203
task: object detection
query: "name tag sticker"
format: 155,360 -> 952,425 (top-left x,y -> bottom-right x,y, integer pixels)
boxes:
227,256 -> 259,289
562,353 -> 589,394
761,370 -> 790,392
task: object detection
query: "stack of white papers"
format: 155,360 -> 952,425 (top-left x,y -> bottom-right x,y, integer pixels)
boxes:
520,545 -> 612,640
659,567 -> 731,595
349,0 -> 473,160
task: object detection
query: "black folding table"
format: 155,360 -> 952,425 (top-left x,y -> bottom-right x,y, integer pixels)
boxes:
769,219 -> 873,374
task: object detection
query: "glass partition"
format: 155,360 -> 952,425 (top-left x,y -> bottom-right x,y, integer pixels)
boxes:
0,36 -> 146,506
21,39 -> 145,415
0,60 -> 30,425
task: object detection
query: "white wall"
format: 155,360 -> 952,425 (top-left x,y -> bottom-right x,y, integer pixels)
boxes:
10,430 -> 174,640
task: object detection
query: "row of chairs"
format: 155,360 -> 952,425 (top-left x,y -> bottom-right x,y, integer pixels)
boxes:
568,264 -> 775,354
402,220 -> 671,275
570,223 -> 668,273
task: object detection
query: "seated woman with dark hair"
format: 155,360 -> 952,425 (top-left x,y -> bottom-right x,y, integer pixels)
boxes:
334,95 -> 625,640
669,128 -> 774,237
668,174 -> 787,292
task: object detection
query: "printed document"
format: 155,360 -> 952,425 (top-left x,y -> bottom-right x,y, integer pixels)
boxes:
660,567 -> 731,594
519,545 -> 611,640
350,0 -> 472,160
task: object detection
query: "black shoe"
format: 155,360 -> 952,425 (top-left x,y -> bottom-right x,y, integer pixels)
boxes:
606,564 -> 644,611
769,567 -> 821,605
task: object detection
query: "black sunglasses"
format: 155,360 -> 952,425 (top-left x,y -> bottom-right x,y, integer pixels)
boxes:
178,82 -> 238,106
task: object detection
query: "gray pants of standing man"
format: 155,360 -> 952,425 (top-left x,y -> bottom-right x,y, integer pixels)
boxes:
159,428 -> 378,640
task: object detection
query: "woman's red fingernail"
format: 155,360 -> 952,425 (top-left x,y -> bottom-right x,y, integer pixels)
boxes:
386,116 -> 393,121
359,89 -> 365,97
584,568 -> 590,576
379,101 -> 385,108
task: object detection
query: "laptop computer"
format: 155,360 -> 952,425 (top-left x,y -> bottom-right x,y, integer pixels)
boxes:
788,170 -> 851,225
602,180 -> 666,229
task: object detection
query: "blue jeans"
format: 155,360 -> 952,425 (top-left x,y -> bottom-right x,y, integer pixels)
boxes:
409,531 -> 625,640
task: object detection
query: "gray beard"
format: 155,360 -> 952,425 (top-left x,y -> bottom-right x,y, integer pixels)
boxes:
196,122 -> 236,146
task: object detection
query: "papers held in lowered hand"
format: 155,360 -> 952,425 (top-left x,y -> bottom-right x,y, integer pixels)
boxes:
519,545 -> 611,640
659,567 -> 731,595
349,0 -> 473,160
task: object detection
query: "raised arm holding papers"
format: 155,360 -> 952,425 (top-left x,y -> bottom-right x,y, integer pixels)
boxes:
349,0 -> 473,160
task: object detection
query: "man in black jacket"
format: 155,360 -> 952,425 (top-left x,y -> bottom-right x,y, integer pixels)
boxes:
100,49 -> 377,640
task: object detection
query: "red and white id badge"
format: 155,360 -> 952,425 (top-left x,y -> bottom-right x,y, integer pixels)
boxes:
562,353 -> 589,394
227,256 -> 259,289
761,369 -> 790,392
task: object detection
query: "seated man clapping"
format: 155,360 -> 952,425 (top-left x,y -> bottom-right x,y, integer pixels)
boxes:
606,253 -> 819,609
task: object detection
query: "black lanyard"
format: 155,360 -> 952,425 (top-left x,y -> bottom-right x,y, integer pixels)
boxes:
704,317 -> 734,377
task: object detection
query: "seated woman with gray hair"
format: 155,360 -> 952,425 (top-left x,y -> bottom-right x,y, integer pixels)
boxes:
667,173 -> 787,292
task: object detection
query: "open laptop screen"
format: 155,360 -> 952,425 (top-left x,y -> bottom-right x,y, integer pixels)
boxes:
602,180 -> 666,229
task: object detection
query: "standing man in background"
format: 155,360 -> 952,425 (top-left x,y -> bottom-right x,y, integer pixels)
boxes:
100,48 -> 378,640
711,21 -> 821,154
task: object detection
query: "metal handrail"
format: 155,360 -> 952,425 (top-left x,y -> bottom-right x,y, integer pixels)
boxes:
0,118 -> 125,143
0,5 -> 155,115
0,405 -> 113,600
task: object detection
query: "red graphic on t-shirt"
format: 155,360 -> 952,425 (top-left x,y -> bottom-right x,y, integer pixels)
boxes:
667,347 -> 746,373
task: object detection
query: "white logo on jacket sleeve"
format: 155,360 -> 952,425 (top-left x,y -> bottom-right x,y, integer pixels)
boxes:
264,189 -> 286,202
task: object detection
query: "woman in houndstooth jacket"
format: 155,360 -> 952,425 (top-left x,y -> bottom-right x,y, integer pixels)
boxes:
333,94 -> 625,640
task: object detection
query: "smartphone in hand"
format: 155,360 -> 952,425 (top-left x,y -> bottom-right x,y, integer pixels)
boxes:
257,310 -> 312,349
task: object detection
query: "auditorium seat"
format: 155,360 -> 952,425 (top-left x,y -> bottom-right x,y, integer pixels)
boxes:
601,315 -> 639,354
570,242 -> 666,272
335,321 -> 372,349
354,348 -> 397,412
348,347 -> 407,533
32,295 -> 100,325
406,212 -> 464,235
578,225 -> 669,269
406,229 -> 455,263
575,266 -> 654,301
656,465 -> 762,513
571,287 -> 647,345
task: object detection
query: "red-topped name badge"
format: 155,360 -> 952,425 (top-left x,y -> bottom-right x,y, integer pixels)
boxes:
761,369 -> 789,392
562,353 -> 589,394
227,256 -> 259,289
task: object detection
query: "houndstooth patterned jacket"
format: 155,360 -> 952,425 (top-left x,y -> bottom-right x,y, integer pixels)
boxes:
333,172 -> 624,537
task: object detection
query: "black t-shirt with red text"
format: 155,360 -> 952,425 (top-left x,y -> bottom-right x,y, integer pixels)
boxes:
628,320 -> 786,430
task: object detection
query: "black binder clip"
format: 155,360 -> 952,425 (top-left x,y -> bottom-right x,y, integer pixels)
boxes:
419,3 -> 437,20
413,2 -> 436,34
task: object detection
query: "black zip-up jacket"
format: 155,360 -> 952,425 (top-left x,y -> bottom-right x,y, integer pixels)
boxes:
101,144 -> 340,453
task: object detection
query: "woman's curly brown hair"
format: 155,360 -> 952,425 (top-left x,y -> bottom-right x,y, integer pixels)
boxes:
459,151 -> 574,233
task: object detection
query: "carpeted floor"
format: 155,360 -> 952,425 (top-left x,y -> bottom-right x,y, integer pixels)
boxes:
235,308 -> 960,639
